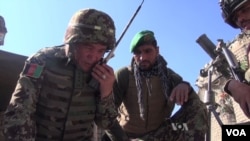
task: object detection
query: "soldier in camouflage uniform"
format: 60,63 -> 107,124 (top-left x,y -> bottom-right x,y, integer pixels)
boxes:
220,0 -> 250,119
104,30 -> 208,141
3,8 -> 120,141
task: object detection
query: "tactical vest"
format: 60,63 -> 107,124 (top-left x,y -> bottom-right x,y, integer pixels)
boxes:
228,33 -> 250,82
34,47 -> 98,141
229,33 -> 250,71
118,71 -> 175,136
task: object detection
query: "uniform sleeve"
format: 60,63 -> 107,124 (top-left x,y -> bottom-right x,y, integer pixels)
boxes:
167,68 -> 183,88
101,67 -> 130,141
4,76 -> 38,141
95,93 -> 118,129
3,56 -> 43,141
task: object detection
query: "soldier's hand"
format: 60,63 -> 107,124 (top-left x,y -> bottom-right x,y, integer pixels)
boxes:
170,83 -> 190,105
228,80 -> 250,118
92,63 -> 115,99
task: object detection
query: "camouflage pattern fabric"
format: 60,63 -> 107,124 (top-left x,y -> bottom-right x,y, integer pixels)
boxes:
229,33 -> 250,71
245,68 -> 250,82
64,8 -> 116,51
3,46 -> 117,141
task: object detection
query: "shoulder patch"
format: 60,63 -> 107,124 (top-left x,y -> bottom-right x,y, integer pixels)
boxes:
23,63 -> 44,78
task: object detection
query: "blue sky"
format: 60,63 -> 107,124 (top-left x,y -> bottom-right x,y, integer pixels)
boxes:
0,0 -> 242,113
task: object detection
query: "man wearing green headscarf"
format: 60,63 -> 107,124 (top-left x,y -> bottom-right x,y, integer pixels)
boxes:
104,30 -> 208,141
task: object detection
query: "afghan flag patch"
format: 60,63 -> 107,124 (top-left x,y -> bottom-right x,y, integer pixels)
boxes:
23,63 -> 44,78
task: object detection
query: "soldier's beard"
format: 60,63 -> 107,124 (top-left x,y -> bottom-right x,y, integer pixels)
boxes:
139,61 -> 154,71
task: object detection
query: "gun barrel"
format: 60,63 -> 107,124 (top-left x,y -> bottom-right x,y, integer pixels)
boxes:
196,34 -> 217,60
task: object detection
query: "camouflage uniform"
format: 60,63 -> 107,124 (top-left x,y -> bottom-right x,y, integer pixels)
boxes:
107,66 -> 208,141
219,0 -> 250,80
3,9 -> 118,141
229,33 -> 250,73
229,33 -> 250,82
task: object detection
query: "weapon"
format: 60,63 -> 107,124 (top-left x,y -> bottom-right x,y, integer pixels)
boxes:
196,34 -> 217,60
204,67 -> 223,141
89,0 -> 145,89
216,39 -> 244,82
196,34 -> 237,79
196,34 -> 247,141
197,34 -> 226,141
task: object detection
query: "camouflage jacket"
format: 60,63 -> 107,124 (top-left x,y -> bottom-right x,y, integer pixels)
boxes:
3,46 -> 117,141
229,33 -> 250,72
230,33 -> 250,82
